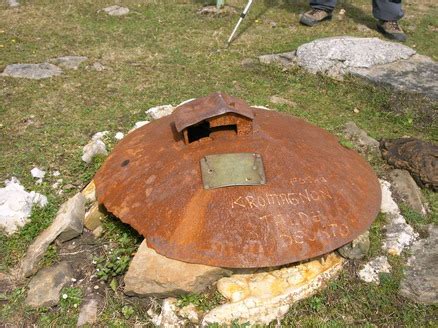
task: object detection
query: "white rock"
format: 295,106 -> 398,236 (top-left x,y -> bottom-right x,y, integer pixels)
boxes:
149,298 -> 185,327
296,37 -> 416,77
51,179 -> 63,190
31,167 -> 46,179
114,132 -> 124,140
380,179 -> 418,255
92,62 -> 105,71
358,256 -> 392,284
128,121 -> 150,133
52,170 -> 61,177
82,139 -> 107,164
203,253 -> 344,326
146,105 -> 174,120
7,0 -> 20,7
101,5 -> 129,16
91,131 -> 109,141
20,193 -> 85,277
0,177 -> 47,235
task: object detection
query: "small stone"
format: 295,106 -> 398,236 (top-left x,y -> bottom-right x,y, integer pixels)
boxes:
1,63 -> 62,79
123,240 -> 232,297
82,139 -> 107,164
31,167 -> 46,179
388,169 -> 427,215
7,0 -> 20,7
92,225 -> 104,238
197,5 -> 237,16
399,225 -> 438,304
91,131 -> 109,141
101,5 -> 129,16
77,299 -> 98,326
92,62 -> 105,71
178,304 -> 201,324
52,179 -> 63,190
338,231 -> 370,259
269,96 -> 297,108
84,202 -> 106,231
128,121 -> 150,133
145,105 -> 175,120
259,51 -> 297,68
381,138 -> 438,190
357,24 -> 372,33
114,132 -> 124,140
358,256 -> 391,284
50,56 -> 87,70
0,177 -> 47,235
81,180 -> 96,202
150,298 -> 185,327
20,193 -> 85,278
93,285 -> 99,290
353,107 -> 360,113
344,121 -> 380,157
25,262 -> 74,308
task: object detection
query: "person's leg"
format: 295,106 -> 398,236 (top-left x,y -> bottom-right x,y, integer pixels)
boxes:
310,0 -> 337,12
300,0 -> 337,26
372,0 -> 403,21
373,0 -> 406,41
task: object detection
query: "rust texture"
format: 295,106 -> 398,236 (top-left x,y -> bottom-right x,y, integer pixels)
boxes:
94,92 -> 382,268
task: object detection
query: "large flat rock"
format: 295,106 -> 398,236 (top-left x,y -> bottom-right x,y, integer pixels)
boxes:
25,261 -> 74,308
259,37 -> 437,100
399,225 -> 438,304
123,240 -> 232,298
1,63 -> 62,79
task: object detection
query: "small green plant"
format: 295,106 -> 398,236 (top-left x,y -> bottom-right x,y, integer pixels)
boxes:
177,291 -> 225,312
94,247 -> 133,281
59,287 -> 82,310
309,296 -> 325,312
122,305 -> 135,319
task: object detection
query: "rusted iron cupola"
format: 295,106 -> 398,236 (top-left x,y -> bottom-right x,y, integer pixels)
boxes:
94,92 -> 381,268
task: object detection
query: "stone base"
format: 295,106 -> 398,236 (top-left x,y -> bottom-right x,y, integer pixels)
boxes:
123,240 -> 232,298
202,253 -> 344,325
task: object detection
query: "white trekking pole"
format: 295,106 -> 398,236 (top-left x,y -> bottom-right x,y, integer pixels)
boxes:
227,0 -> 254,45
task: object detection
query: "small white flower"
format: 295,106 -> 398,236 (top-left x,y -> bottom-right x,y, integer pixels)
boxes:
62,294 -> 68,299
74,304 -> 78,308
96,268 -> 100,272
117,256 -> 121,260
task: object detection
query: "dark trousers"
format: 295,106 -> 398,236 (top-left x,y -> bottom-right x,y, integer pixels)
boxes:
310,0 -> 403,21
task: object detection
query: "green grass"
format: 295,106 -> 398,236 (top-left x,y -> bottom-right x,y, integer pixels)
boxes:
1,0 -> 437,326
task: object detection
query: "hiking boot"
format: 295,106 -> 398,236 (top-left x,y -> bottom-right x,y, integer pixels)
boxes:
300,9 -> 332,27
377,20 -> 407,42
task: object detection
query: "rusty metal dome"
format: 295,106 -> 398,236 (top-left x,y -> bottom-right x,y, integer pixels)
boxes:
94,92 -> 381,268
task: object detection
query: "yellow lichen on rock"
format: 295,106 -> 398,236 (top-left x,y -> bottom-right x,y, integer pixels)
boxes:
203,253 -> 344,326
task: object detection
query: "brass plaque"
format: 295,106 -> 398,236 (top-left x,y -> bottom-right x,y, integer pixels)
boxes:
200,153 -> 266,189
